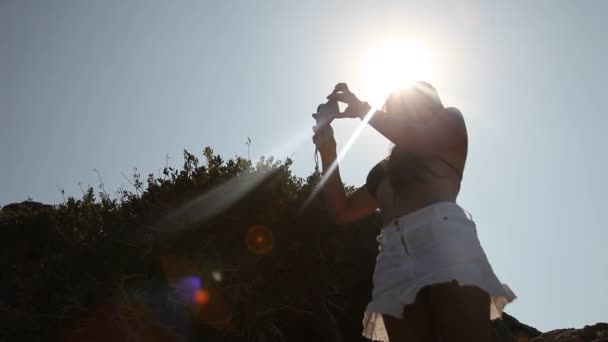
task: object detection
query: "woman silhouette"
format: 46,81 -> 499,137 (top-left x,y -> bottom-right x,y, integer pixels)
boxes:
312,82 -> 515,341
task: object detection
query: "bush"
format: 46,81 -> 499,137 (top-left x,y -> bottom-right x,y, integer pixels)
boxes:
0,147 -> 381,342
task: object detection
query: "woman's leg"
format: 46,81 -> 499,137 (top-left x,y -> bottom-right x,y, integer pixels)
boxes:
428,281 -> 491,342
382,287 -> 435,342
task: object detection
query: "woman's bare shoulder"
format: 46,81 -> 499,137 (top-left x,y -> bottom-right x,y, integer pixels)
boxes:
443,107 -> 465,124
437,107 -> 467,143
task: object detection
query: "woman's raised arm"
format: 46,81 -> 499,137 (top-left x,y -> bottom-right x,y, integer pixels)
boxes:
327,83 -> 467,157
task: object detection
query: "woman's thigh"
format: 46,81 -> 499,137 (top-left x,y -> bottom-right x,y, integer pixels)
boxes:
428,281 -> 491,342
382,287 -> 435,342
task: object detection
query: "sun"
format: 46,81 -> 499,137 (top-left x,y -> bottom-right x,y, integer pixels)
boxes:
359,40 -> 436,108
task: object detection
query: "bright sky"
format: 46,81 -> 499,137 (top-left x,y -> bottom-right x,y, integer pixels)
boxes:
2,0 -> 607,332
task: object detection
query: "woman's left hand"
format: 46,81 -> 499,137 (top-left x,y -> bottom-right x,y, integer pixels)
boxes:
326,83 -> 372,119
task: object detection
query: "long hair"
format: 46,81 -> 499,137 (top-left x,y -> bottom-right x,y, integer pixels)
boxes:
384,81 -> 444,195
382,81 -> 443,115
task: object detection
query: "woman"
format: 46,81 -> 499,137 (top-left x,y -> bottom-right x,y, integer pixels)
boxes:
312,82 -> 515,341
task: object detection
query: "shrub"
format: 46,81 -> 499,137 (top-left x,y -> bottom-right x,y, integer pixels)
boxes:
0,147 -> 381,342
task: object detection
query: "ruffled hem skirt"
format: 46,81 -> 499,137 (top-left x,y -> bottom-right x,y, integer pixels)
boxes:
362,202 -> 516,342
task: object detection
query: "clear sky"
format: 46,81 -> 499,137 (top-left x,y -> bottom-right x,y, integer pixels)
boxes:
1,0 -> 607,332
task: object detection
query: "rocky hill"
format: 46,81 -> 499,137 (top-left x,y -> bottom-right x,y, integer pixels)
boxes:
493,313 -> 607,342
531,323 -> 608,342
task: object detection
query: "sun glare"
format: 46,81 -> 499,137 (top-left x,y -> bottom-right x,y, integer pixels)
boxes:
359,40 -> 435,108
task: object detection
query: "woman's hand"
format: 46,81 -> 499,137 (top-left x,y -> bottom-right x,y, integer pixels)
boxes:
326,83 -> 372,119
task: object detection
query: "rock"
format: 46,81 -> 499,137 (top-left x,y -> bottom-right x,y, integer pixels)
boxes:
493,312 -> 543,341
1,200 -> 53,211
491,313 -> 608,342
531,323 -> 608,342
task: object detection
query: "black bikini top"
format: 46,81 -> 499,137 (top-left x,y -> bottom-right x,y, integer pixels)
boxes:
365,156 -> 463,198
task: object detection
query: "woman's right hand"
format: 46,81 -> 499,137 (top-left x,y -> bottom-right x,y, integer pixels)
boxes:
311,122 -> 336,153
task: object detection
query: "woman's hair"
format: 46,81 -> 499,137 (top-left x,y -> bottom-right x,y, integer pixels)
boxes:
382,81 -> 443,115
384,81 -> 444,195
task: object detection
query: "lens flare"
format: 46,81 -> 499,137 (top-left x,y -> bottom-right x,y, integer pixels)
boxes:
212,271 -> 223,282
194,289 -> 210,305
153,130 -> 312,235
245,224 -> 274,255
301,106 -> 376,210
174,276 -> 203,304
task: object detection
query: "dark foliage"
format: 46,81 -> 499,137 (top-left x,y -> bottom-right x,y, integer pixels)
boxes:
0,148 -> 382,342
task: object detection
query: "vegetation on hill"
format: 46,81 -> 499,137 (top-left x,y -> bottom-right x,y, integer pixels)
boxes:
1,147 -> 383,341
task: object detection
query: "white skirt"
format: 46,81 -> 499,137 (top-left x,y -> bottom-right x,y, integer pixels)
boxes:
362,202 -> 516,342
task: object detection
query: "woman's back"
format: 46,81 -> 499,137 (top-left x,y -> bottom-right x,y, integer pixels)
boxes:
367,107 -> 468,226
